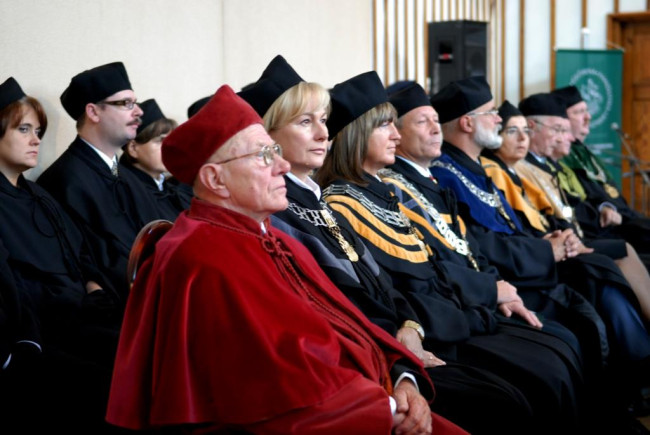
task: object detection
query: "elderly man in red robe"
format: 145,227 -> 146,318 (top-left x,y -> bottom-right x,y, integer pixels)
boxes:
105,84 -> 467,435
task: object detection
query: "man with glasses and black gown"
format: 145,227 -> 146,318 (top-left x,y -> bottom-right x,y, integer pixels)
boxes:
37,62 -> 159,302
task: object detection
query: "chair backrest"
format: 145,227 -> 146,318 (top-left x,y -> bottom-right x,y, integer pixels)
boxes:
127,219 -> 173,286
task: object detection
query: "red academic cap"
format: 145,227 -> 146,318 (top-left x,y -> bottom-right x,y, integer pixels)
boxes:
162,85 -> 263,185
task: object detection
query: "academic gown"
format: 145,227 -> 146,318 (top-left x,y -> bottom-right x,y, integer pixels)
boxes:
431,144 -> 558,290
106,199 -> 465,435
482,155 -> 650,372
514,153 -> 627,260
0,173 -> 120,356
563,140 -> 650,258
271,175 -> 534,434
0,238 -> 40,370
119,156 -> 191,221
0,239 -> 46,430
0,173 -> 122,432
382,159 -> 584,349
430,144 -> 611,376
322,175 -> 585,432
37,137 -> 161,300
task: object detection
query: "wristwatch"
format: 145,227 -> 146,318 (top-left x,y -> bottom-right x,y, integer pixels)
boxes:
401,320 -> 425,341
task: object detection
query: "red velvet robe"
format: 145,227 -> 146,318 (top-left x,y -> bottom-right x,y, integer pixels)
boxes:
106,199 -> 465,434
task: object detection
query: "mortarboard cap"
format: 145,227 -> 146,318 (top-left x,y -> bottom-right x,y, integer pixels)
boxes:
497,100 -> 523,126
162,85 -> 262,185
327,71 -> 387,140
60,62 -> 133,120
237,55 -> 304,117
518,92 -> 568,119
551,85 -> 583,108
430,76 -> 493,124
388,82 -> 431,118
137,99 -> 165,136
0,77 -> 26,112
187,95 -> 212,119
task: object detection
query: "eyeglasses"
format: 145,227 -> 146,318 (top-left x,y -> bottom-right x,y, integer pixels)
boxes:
504,126 -> 532,137
532,119 -> 569,135
214,143 -> 283,167
467,109 -> 499,117
99,99 -> 138,110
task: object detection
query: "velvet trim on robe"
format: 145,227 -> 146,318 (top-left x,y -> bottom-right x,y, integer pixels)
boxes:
430,144 -> 522,234
106,199 -> 466,434
322,175 -> 586,431
271,176 -> 540,434
379,161 -> 501,314
431,144 -> 558,290
322,176 -> 474,352
481,156 -> 551,234
516,154 -> 569,221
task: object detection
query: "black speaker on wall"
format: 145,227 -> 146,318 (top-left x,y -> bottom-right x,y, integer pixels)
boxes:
428,20 -> 487,95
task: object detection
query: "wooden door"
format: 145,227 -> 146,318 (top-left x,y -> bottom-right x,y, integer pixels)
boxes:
608,12 -> 650,214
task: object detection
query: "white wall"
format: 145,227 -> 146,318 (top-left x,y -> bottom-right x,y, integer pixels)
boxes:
0,0 -> 373,179
507,0 -> 643,105
1,0 -> 646,178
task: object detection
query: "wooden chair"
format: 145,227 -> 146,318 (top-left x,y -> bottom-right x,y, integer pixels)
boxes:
127,219 -> 173,286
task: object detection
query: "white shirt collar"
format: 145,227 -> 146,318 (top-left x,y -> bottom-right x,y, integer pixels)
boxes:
530,151 -> 546,164
154,174 -> 165,191
396,155 -> 432,178
287,172 -> 321,200
81,138 -> 117,170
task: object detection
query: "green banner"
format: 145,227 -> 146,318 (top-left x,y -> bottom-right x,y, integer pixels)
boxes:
555,49 -> 623,185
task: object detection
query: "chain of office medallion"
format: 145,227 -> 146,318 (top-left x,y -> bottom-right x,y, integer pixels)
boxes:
378,169 -> 471,256
322,184 -> 411,228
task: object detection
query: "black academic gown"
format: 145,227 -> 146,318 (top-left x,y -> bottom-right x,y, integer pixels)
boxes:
272,176 -> 536,434
37,137 -> 161,300
567,141 -> 650,258
0,173 -> 122,433
517,153 -> 636,307
0,239 -> 46,431
118,157 -> 191,222
384,158 -> 587,347
431,144 -> 614,378
431,144 -> 564,289
323,174 -> 584,432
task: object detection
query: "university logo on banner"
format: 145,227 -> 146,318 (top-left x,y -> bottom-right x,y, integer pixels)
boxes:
555,49 -> 623,184
569,68 -> 613,129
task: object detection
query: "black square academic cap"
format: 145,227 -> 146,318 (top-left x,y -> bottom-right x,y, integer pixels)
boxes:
551,85 -> 583,108
60,61 -> 133,120
430,76 -> 493,124
497,100 -> 523,126
327,71 -> 387,140
137,99 -> 165,135
0,77 -> 26,112
187,95 -> 212,119
237,55 -> 304,117
388,82 -> 431,118
518,92 -> 568,118
386,80 -> 417,96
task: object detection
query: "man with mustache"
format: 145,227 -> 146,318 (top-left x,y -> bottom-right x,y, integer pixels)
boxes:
37,62 -> 159,301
